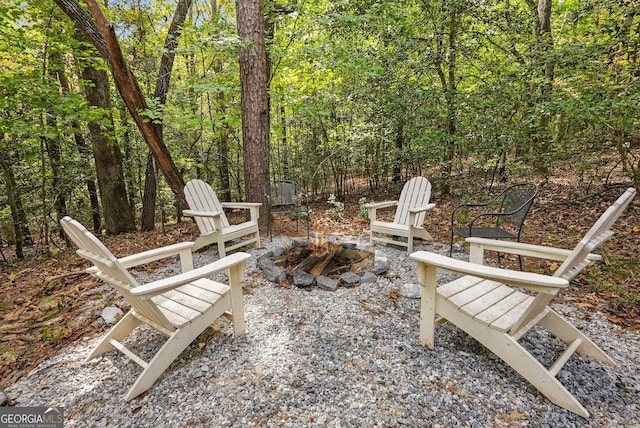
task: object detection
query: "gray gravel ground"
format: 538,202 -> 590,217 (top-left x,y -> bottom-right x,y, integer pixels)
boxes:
5,235 -> 640,427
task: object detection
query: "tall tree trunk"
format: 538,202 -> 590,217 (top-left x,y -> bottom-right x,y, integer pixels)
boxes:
527,0 -> 555,173
209,0 -> 232,201
60,41 -> 102,232
537,0 -> 554,172
434,3 -> 459,196
81,62 -> 136,234
46,52 -> 69,236
237,0 -> 270,208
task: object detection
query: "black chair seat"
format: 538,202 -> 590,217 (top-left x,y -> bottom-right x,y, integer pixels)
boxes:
450,183 -> 538,269
452,226 -> 517,240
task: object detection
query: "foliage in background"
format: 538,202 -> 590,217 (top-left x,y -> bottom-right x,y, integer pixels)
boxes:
0,0 -> 638,250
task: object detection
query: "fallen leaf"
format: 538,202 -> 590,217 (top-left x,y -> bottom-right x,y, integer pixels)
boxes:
575,302 -> 593,308
510,409 -> 526,420
607,315 -> 625,324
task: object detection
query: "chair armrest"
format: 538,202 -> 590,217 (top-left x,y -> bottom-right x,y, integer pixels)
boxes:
466,237 -> 601,264
365,201 -> 398,209
221,202 -> 261,222
451,194 -> 512,226
409,203 -> 436,214
118,242 -> 195,268
451,201 -> 493,228
451,196 -> 498,215
410,251 -> 568,293
220,202 -> 262,209
131,252 -> 252,299
366,201 -> 398,222
87,242 -> 196,275
182,209 -> 223,219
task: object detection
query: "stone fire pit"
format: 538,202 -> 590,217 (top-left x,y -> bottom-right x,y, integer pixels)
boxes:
257,238 -> 389,291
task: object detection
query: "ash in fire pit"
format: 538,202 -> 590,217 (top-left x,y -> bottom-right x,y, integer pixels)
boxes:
257,238 -> 389,290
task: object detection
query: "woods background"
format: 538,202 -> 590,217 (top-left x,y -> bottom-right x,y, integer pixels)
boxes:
1,0 -> 638,257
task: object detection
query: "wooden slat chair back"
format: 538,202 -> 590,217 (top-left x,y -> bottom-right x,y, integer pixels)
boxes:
60,216 -> 251,401
366,176 -> 436,253
411,187 -> 636,417
61,217 -> 173,331
185,179 -> 230,231
184,179 -> 260,256
554,189 -> 634,281
264,180 -> 310,239
393,176 -> 433,228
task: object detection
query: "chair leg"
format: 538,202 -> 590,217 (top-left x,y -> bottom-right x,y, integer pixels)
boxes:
449,229 -> 455,257
539,310 -> 615,365
217,237 -> 226,258
124,304 -> 231,401
487,329 -> 590,418
86,311 -> 141,361
436,301 -> 591,417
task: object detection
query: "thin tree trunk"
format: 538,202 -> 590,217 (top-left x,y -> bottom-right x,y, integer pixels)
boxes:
42,133 -> 67,236
0,141 -> 27,259
393,119 -> 404,183
141,151 -> 157,231
140,0 -> 193,230
538,0 -> 554,160
207,69 -> 232,202
281,104 -> 289,179
46,52 -> 69,236
434,5 -> 459,196
526,0 -> 555,173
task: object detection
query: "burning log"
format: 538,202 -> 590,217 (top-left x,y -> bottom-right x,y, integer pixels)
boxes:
291,248 -> 339,275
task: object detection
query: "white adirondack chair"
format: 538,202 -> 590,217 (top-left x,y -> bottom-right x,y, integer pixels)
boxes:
366,176 -> 436,253
410,187 -> 636,418
183,179 -> 261,256
60,216 -> 251,401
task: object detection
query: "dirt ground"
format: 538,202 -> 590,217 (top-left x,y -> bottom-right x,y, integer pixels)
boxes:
1,177 -> 638,391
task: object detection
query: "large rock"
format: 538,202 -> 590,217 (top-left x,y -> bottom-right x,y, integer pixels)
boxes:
258,256 -> 287,283
401,283 -> 422,299
292,271 -> 315,288
359,271 -> 377,284
339,271 -> 361,287
316,276 -> 339,291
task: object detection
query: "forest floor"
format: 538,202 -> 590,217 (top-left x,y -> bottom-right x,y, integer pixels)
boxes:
0,175 -> 638,391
